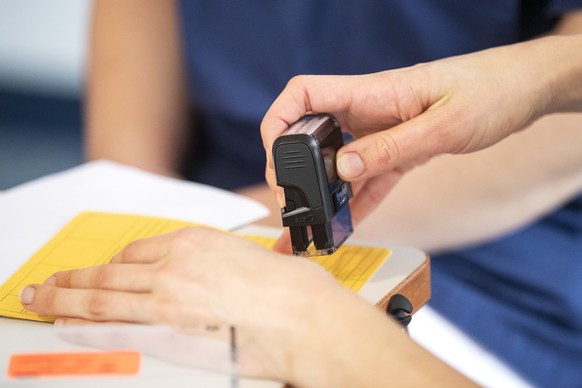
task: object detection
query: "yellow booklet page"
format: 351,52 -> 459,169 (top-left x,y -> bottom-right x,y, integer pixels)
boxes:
0,212 -> 390,322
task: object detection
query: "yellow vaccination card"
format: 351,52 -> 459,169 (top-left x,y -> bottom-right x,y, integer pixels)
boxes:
242,234 -> 390,292
0,212 -> 390,322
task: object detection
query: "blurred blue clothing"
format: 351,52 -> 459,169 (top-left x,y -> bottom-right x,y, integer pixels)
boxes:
177,1 -> 582,386
431,195 -> 582,387
0,90 -> 83,189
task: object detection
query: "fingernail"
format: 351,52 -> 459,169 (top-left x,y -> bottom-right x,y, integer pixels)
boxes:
44,276 -> 57,286
54,318 -> 64,327
19,286 -> 36,305
338,152 -> 366,179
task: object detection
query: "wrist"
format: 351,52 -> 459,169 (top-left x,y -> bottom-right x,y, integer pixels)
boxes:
266,261 -> 475,387
285,290 -> 354,387
284,283 -> 392,387
237,259 -> 351,385
284,274 -> 352,386
534,35 -> 582,115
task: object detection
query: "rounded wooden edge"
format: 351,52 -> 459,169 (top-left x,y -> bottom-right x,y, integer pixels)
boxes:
375,253 -> 431,315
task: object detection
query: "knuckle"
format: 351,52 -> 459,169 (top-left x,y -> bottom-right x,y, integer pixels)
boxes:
38,287 -> 58,312
431,107 -> 474,154
372,133 -> 400,168
287,74 -> 308,89
86,293 -> 110,319
54,271 -> 71,287
173,227 -> 201,244
170,226 -> 207,254
171,227 -> 213,251
116,239 -> 141,262
154,264 -> 179,284
93,266 -> 110,288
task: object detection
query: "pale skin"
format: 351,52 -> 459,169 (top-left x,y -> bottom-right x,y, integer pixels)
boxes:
85,0 -> 190,177
20,32 -> 582,386
19,227 -> 473,387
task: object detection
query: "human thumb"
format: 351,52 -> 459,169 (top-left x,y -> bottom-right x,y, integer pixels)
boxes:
337,131 -> 406,181
336,112 -> 445,181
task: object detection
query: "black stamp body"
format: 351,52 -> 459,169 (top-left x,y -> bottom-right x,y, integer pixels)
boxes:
273,113 -> 353,256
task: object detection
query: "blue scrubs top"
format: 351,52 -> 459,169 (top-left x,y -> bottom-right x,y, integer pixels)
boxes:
177,1 -> 582,386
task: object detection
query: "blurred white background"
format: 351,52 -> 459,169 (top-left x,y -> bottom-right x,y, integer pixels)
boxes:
0,0 -> 92,189
0,0 -> 92,95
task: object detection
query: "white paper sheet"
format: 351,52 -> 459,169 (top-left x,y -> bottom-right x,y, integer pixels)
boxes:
0,160 -> 269,284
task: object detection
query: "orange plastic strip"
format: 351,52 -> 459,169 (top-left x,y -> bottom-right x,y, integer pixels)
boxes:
8,351 -> 140,377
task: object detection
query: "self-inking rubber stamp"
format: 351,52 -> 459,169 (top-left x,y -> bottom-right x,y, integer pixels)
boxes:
273,113 -> 353,256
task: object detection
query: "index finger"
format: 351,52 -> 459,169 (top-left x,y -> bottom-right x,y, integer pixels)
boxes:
49,263 -> 154,292
260,74 -> 359,172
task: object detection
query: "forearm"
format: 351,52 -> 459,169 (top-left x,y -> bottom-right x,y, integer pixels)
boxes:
545,35 -> 582,113
353,113 -> 582,252
86,0 -> 190,177
546,11 -> 582,113
288,287 -> 473,387
352,14 -> 582,251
